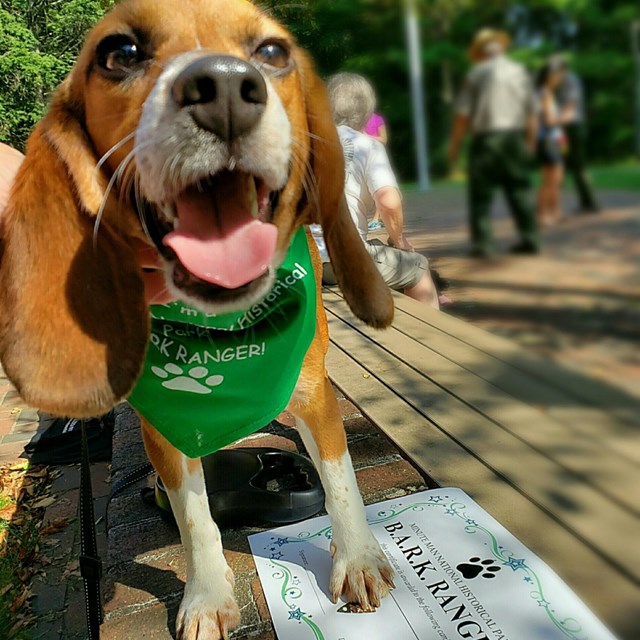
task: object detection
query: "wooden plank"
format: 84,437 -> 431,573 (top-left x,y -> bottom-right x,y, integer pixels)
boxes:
324,309 -> 640,583
326,344 -> 640,639
389,303 -> 640,466
390,291 -> 640,428
324,288 -> 640,460
323,291 -> 640,510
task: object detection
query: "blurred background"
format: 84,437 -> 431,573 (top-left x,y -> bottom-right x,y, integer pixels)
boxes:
1,1 -> 638,179
266,0 -> 639,181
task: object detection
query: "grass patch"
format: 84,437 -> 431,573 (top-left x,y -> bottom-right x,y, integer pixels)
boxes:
407,161 -> 639,192
0,462 -> 54,639
590,163 -> 640,190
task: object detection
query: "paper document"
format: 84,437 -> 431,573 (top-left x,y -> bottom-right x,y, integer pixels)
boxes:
249,488 -> 617,640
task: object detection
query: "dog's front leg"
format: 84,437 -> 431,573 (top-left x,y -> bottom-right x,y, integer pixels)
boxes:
290,374 -> 395,610
140,418 -> 241,640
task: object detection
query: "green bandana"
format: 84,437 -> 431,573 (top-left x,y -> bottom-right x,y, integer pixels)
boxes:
128,228 -> 316,458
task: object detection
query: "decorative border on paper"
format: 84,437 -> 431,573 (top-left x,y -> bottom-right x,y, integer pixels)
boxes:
266,559 -> 325,639
262,493 -> 588,640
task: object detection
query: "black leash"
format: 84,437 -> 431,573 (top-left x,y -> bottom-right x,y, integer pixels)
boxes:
79,418 -> 155,638
79,419 -> 103,640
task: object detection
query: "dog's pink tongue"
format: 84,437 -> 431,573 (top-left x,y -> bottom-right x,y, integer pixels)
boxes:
164,181 -> 277,289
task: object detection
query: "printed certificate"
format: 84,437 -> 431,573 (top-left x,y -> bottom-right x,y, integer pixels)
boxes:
249,488 -> 617,640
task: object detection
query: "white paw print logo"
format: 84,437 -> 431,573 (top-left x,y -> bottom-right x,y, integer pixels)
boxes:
151,364 -> 224,395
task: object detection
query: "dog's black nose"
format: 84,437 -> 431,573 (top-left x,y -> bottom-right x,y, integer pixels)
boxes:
172,55 -> 267,141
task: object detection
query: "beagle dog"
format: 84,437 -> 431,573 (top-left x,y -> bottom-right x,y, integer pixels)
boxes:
0,1 -> 395,638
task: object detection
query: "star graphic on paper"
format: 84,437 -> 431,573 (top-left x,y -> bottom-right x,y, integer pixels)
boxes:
524,576 -> 533,584
503,557 -> 527,571
445,508 -> 458,516
465,519 -> 478,526
537,598 -> 551,608
428,496 -> 444,504
272,536 -> 290,547
288,607 -> 305,621
270,551 -> 284,560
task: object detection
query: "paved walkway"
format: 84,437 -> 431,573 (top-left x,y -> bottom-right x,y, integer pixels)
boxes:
391,185 -> 640,400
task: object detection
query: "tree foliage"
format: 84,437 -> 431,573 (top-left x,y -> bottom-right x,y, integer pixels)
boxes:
0,0 -> 637,175
0,0 -> 114,149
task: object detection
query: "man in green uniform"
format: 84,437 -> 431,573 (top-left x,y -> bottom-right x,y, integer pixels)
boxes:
449,29 -> 540,257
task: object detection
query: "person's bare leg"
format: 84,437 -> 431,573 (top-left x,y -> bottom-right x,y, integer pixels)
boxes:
549,165 -> 564,223
536,176 -> 547,225
405,271 -> 440,310
538,167 -> 553,226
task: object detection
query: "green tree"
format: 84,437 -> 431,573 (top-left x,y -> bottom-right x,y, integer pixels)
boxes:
0,0 -> 114,149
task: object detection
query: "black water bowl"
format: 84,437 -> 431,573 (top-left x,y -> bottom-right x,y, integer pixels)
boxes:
153,448 -> 325,527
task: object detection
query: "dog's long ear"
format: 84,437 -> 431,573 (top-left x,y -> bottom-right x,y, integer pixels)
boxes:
0,89 -> 148,418
299,56 -> 393,328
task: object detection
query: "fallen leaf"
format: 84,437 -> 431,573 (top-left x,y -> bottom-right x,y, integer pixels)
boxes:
31,496 -> 55,509
8,614 -> 36,635
40,518 -> 69,536
9,588 -> 29,612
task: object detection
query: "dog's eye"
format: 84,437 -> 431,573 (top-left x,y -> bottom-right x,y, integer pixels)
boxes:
253,41 -> 290,70
97,35 -> 145,79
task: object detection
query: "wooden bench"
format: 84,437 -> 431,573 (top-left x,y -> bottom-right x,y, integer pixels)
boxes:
323,287 -> 639,640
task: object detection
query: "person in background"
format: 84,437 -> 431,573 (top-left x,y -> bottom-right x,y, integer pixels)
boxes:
364,110 -> 388,231
364,111 -> 388,145
313,72 -> 441,310
449,28 -> 540,257
535,59 -> 566,226
0,142 -> 24,215
551,54 -> 600,214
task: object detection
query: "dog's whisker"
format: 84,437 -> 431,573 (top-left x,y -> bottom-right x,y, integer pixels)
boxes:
95,130 -> 136,175
294,130 -> 324,143
148,283 -> 172,306
118,162 -> 138,205
290,146 -> 320,217
93,138 -> 159,248
134,173 -> 154,245
94,156 -> 134,248
96,130 -> 178,252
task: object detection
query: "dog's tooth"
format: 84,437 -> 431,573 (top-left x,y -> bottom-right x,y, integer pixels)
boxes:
247,177 -> 258,218
160,203 -> 173,221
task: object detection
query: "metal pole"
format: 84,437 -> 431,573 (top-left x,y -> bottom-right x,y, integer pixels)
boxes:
632,22 -> 640,157
404,0 -> 430,190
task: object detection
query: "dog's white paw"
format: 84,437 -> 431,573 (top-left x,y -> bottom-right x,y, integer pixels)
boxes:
329,536 -> 395,611
176,569 -> 241,640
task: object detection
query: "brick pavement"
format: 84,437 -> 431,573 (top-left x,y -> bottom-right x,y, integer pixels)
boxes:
0,365 -> 41,463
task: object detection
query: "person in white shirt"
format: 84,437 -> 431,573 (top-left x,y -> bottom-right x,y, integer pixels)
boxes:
312,73 -> 440,310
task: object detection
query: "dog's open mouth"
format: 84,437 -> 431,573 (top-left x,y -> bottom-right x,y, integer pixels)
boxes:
140,170 -> 281,305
